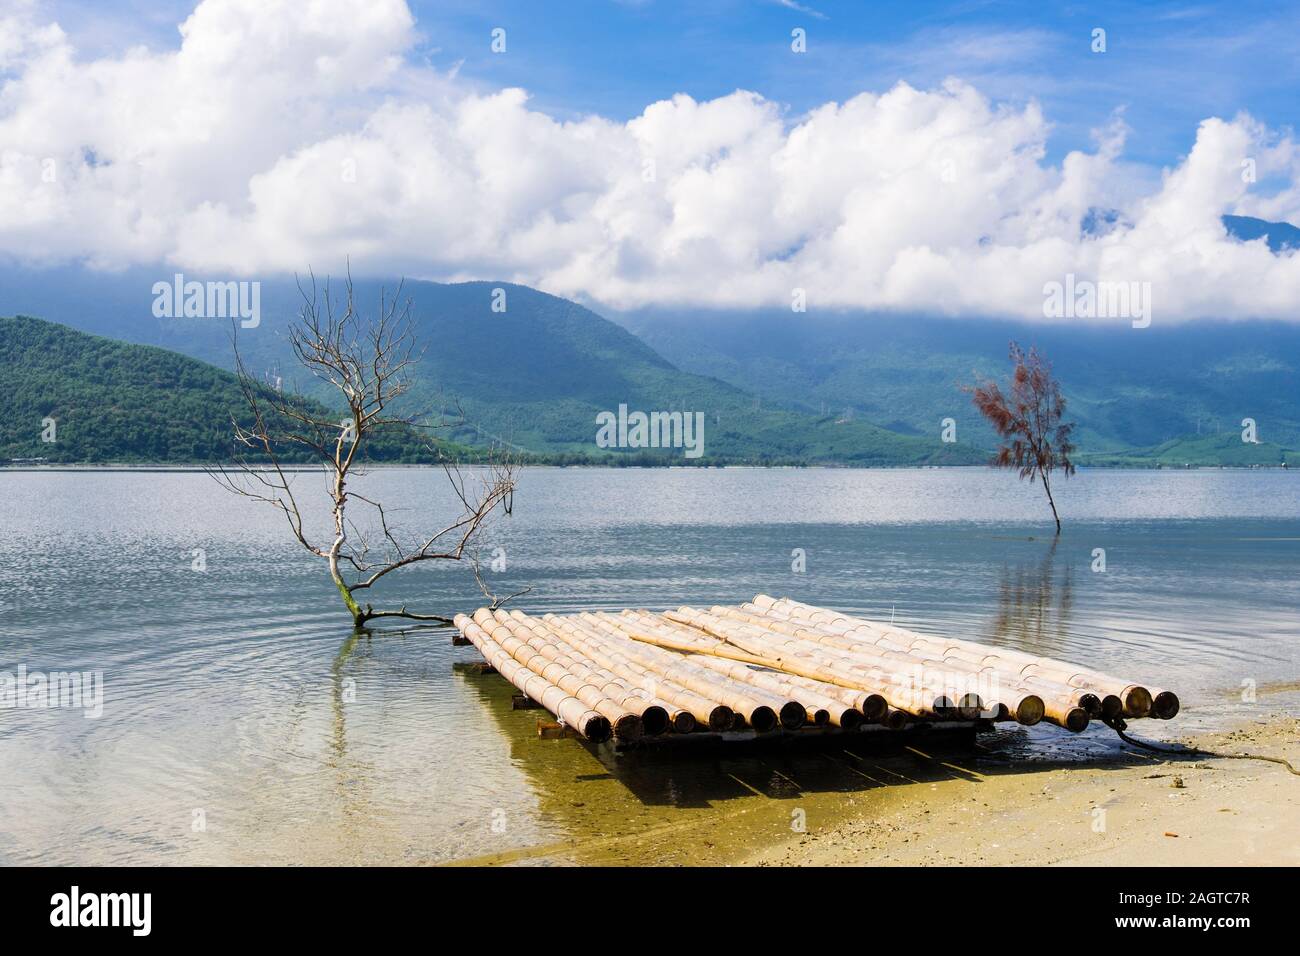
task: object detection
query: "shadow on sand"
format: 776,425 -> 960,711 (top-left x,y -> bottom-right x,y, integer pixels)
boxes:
443,659 -> 1154,865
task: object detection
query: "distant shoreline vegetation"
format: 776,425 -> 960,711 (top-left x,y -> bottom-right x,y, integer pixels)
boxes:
2,313 -> 1294,472
1,458 -> 1292,472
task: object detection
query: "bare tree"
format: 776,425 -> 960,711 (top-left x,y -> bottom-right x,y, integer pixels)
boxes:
211,272 -> 521,627
966,342 -> 1076,534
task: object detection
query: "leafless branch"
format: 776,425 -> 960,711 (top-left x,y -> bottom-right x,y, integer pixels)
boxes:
210,265 -> 521,626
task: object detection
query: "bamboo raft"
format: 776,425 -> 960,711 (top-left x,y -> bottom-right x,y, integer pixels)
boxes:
452,596 -> 1180,746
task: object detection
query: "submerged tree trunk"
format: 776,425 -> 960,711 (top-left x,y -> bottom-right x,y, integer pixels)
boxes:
1040,469 -> 1062,535
331,561 -> 366,626
329,468 -> 367,626
329,542 -> 367,626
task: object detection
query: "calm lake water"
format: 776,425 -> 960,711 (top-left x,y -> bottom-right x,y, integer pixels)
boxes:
1,467 -> 1298,865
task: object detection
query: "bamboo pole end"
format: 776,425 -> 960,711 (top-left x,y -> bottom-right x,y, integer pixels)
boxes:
583,715 -> 613,743
1152,690 -> 1181,720
778,701 -> 807,730
641,705 -> 670,736
862,694 -> 888,721
1015,695 -> 1045,726
750,705 -> 778,734
1122,686 -> 1154,719
883,709 -> 909,730
838,708 -> 864,731
1064,708 -> 1089,733
957,693 -> 984,721
613,714 -> 644,742
708,706 -> 735,732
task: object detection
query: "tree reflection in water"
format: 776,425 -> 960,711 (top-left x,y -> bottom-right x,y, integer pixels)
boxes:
985,536 -> 1074,658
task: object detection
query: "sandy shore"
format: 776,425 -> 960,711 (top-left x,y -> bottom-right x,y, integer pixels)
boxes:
742,715 -> 1300,867
440,710 -> 1298,867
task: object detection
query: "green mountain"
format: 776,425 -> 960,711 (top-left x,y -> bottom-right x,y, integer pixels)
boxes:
611,215 -> 1300,466
4,235 -> 1297,466
0,274 -> 982,465
0,315 -> 450,464
344,281 -> 979,464
616,312 -> 1300,466
1078,434 -> 1294,468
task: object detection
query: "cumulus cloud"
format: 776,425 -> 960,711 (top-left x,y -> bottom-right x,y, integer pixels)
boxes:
2,0 -> 1300,321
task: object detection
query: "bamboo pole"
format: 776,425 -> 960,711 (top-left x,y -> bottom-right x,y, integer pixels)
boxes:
764,669 -> 888,722
676,650 -> 859,729
541,614 -> 732,731
722,603 -> 1099,717
665,647 -> 875,729
514,613 -> 696,733
617,611 -> 873,729
483,610 -> 672,736
725,604 -> 1083,730
545,613 -> 736,732
750,599 -> 1108,717
716,605 -> 1064,727
703,607 -> 1019,719
687,655 -> 835,727
531,613 -> 711,732
454,615 -> 611,742
610,605 -> 884,721
621,608 -> 955,720
474,611 -> 642,740
580,612 -> 793,731
470,610 -> 645,741
505,610 -> 697,732
882,708 -> 910,730
665,606 -> 974,715
582,613 -> 797,731
1148,687 -> 1181,720
616,611 -> 824,729
661,606 -> 965,719
756,596 -> 1155,719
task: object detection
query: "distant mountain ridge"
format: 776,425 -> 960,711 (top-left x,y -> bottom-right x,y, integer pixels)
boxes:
617,307 -> 1300,456
0,276 -> 980,465
613,214 -> 1300,463
2,214 -> 1296,467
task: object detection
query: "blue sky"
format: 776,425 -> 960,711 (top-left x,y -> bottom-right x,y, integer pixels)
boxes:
7,0 -> 1300,318
39,0 -> 1300,168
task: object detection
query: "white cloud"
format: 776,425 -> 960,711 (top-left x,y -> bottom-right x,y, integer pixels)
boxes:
3,0 -> 1300,322
774,1 -> 828,20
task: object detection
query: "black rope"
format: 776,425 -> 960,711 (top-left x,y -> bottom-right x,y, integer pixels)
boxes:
1102,715 -> 1300,776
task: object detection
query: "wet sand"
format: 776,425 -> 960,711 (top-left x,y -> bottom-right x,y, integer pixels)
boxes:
744,714 -> 1300,867
442,710 -> 1299,867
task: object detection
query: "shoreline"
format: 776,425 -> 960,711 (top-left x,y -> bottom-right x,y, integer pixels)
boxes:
2,463 -> 1294,473
439,712 -> 1300,868
741,714 -> 1300,868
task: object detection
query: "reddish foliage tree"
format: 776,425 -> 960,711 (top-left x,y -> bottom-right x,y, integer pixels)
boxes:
967,342 -> 1076,534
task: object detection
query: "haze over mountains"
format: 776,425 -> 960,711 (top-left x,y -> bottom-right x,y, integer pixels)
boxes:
1,215 -> 1296,466
619,308 -> 1300,459
0,275 -> 978,465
